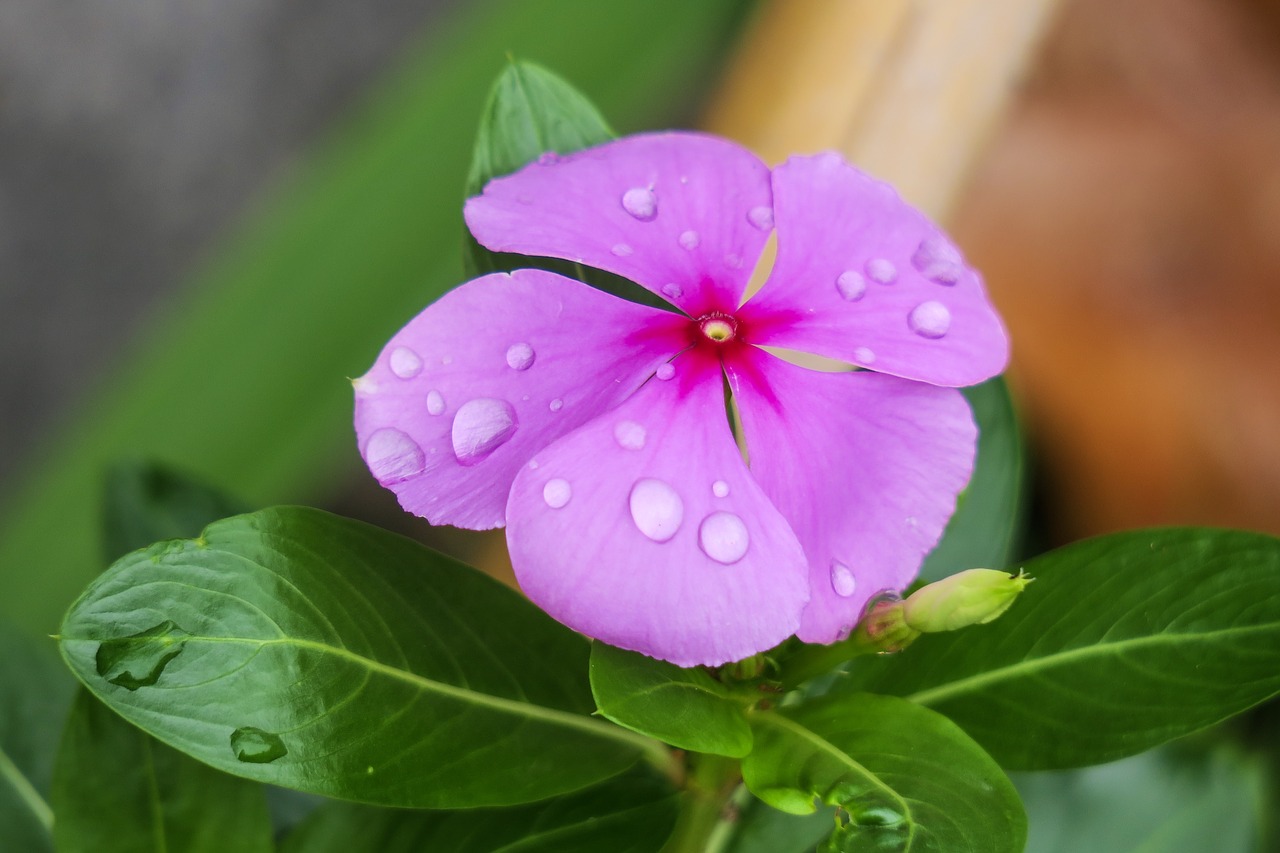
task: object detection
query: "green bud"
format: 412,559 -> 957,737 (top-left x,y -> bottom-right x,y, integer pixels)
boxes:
852,598 -> 920,655
902,569 -> 1032,633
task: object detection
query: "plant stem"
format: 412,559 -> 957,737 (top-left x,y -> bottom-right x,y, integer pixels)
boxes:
661,754 -> 741,853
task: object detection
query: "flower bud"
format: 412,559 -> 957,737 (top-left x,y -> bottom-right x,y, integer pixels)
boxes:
853,598 -> 920,654
902,569 -> 1032,633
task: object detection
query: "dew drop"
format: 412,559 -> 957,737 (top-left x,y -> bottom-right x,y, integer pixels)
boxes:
505,342 -> 535,371
908,301 -> 952,339
655,363 -> 676,381
662,283 -> 683,299
712,480 -> 730,498
865,258 -> 897,284
611,243 -> 634,257
614,420 -> 647,451
678,230 -> 700,250
536,151 -> 559,166
698,512 -> 749,564
725,253 -> 743,269
830,561 -> 857,597
388,346 -> 422,379
543,478 -> 572,509
366,428 -> 425,483
95,621 -> 190,690
854,347 -> 876,365
621,187 -> 658,221
912,235 -> 963,284
747,205 -> 774,231
230,727 -> 288,764
451,399 -> 518,465
629,478 -> 683,542
426,390 -> 445,416
549,398 -> 563,412
835,270 -> 867,302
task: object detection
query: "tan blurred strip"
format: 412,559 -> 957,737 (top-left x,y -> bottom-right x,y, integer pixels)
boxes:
705,0 -> 1065,220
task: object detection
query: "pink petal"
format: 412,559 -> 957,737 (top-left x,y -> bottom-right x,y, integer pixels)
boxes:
726,346 -> 977,644
740,153 -> 1009,387
353,269 -> 687,529
465,133 -> 773,317
505,350 -> 809,667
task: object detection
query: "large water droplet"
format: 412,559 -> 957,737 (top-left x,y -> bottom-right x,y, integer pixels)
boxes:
621,187 -> 658,221
543,478 -> 572,509
854,347 -> 876,366
830,561 -> 857,597
678,230 -> 700,250
655,363 -> 675,381
95,621 -> 190,690
366,428 -> 425,483
747,205 -> 774,231
614,420 -> 647,451
712,480 -> 730,498
912,235 -> 962,284
835,270 -> 866,302
661,283 -> 683,299
908,301 -> 952,339
505,342 -> 535,371
451,399 -> 518,465
426,390 -> 445,416
389,346 -> 422,379
549,398 -> 564,412
611,243 -> 633,257
230,727 -> 288,764
699,512 -> 749,564
629,478 -> 683,542
865,258 -> 897,284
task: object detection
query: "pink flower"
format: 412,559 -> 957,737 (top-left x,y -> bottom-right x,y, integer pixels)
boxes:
353,133 -> 1008,667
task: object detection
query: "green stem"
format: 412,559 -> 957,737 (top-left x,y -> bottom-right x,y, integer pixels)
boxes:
777,634 -> 881,690
662,754 -> 741,853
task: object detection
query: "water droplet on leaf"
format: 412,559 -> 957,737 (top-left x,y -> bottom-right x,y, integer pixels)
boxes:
505,342 -> 535,371
451,399 -> 517,465
388,346 -> 422,379
699,512 -> 749,564
543,478 -> 572,509
629,478 -> 683,542
614,420 -> 647,451
230,727 -> 287,764
621,187 -> 658,221
366,428 -> 425,483
908,301 -> 951,339
95,620 -> 190,690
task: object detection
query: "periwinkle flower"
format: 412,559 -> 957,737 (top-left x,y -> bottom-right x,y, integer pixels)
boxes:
353,133 -> 1008,667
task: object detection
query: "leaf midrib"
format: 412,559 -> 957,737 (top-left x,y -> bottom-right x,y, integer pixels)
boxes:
0,744 -> 52,833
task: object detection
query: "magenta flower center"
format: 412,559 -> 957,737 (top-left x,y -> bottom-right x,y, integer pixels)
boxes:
697,312 -> 738,344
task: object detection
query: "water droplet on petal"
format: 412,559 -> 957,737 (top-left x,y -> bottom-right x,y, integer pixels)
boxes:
230,727 -> 287,764
366,428 -> 425,483
441,356 -> 453,366
451,399 -> 517,466
505,342 -> 535,371
836,270 -> 867,302
699,512 -> 749,564
543,478 -> 572,509
621,187 -> 658,221
747,205 -> 774,231
629,478 -> 683,542
655,363 -> 675,381
536,151 -> 559,166
854,347 -> 876,365
830,561 -> 857,597
865,258 -> 897,284
611,243 -> 633,257
95,621 -> 190,690
725,253 -> 743,269
712,480 -> 730,498
662,283 -> 683,299
389,346 -> 422,379
679,230 -> 700,250
528,459 -> 539,469
908,301 -> 951,339
549,398 -> 563,412
912,235 -> 963,285
425,390 -> 445,416
614,420 -> 647,451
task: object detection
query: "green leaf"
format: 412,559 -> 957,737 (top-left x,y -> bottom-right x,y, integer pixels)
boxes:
0,622 -> 75,853
102,460 -> 248,561
742,694 -> 1025,853
722,798 -> 836,853
919,376 -> 1026,582
280,768 -> 678,853
838,528 -> 1280,770
589,642 -> 752,757
58,507 -> 657,807
51,690 -> 273,853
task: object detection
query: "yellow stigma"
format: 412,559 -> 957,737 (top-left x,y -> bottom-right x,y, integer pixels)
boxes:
700,318 -> 735,342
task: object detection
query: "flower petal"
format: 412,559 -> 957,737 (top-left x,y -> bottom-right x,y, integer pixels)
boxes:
465,132 -> 773,316
740,153 -> 1009,387
726,346 -> 977,644
506,350 -> 809,667
354,269 -> 687,529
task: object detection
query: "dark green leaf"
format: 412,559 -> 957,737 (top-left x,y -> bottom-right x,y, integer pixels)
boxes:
919,377 -> 1026,582
742,694 -> 1025,853
101,460 -> 248,561
839,528 -> 1280,770
280,768 -> 678,853
722,798 -> 835,853
589,642 -> 752,757
0,622 -> 75,853
58,507 -> 657,807
51,690 -> 273,853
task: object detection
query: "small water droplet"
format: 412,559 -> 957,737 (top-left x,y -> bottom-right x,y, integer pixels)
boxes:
451,399 -> 518,465
528,459 -> 539,469
621,186 -> 658,221
725,253 -> 743,269
426,390 -> 445,416
854,806 -> 906,828
908,301 -> 951,339
747,205 -> 774,231
388,346 -> 422,379
629,478 -> 683,542
712,480 -> 730,498
366,428 -> 425,483
543,478 -> 572,509
95,621 -> 190,690
536,151 -> 559,166
655,363 -> 675,381
835,270 -> 866,302
661,283 -> 683,299
854,347 -> 876,365
678,230 -> 700,250
614,420 -> 647,451
912,235 -> 962,284
830,561 -> 857,597
611,243 -> 634,257
441,356 -> 453,366
505,342 -> 535,371
699,512 -> 749,564
549,398 -> 563,412
230,727 -> 288,764
865,258 -> 897,284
